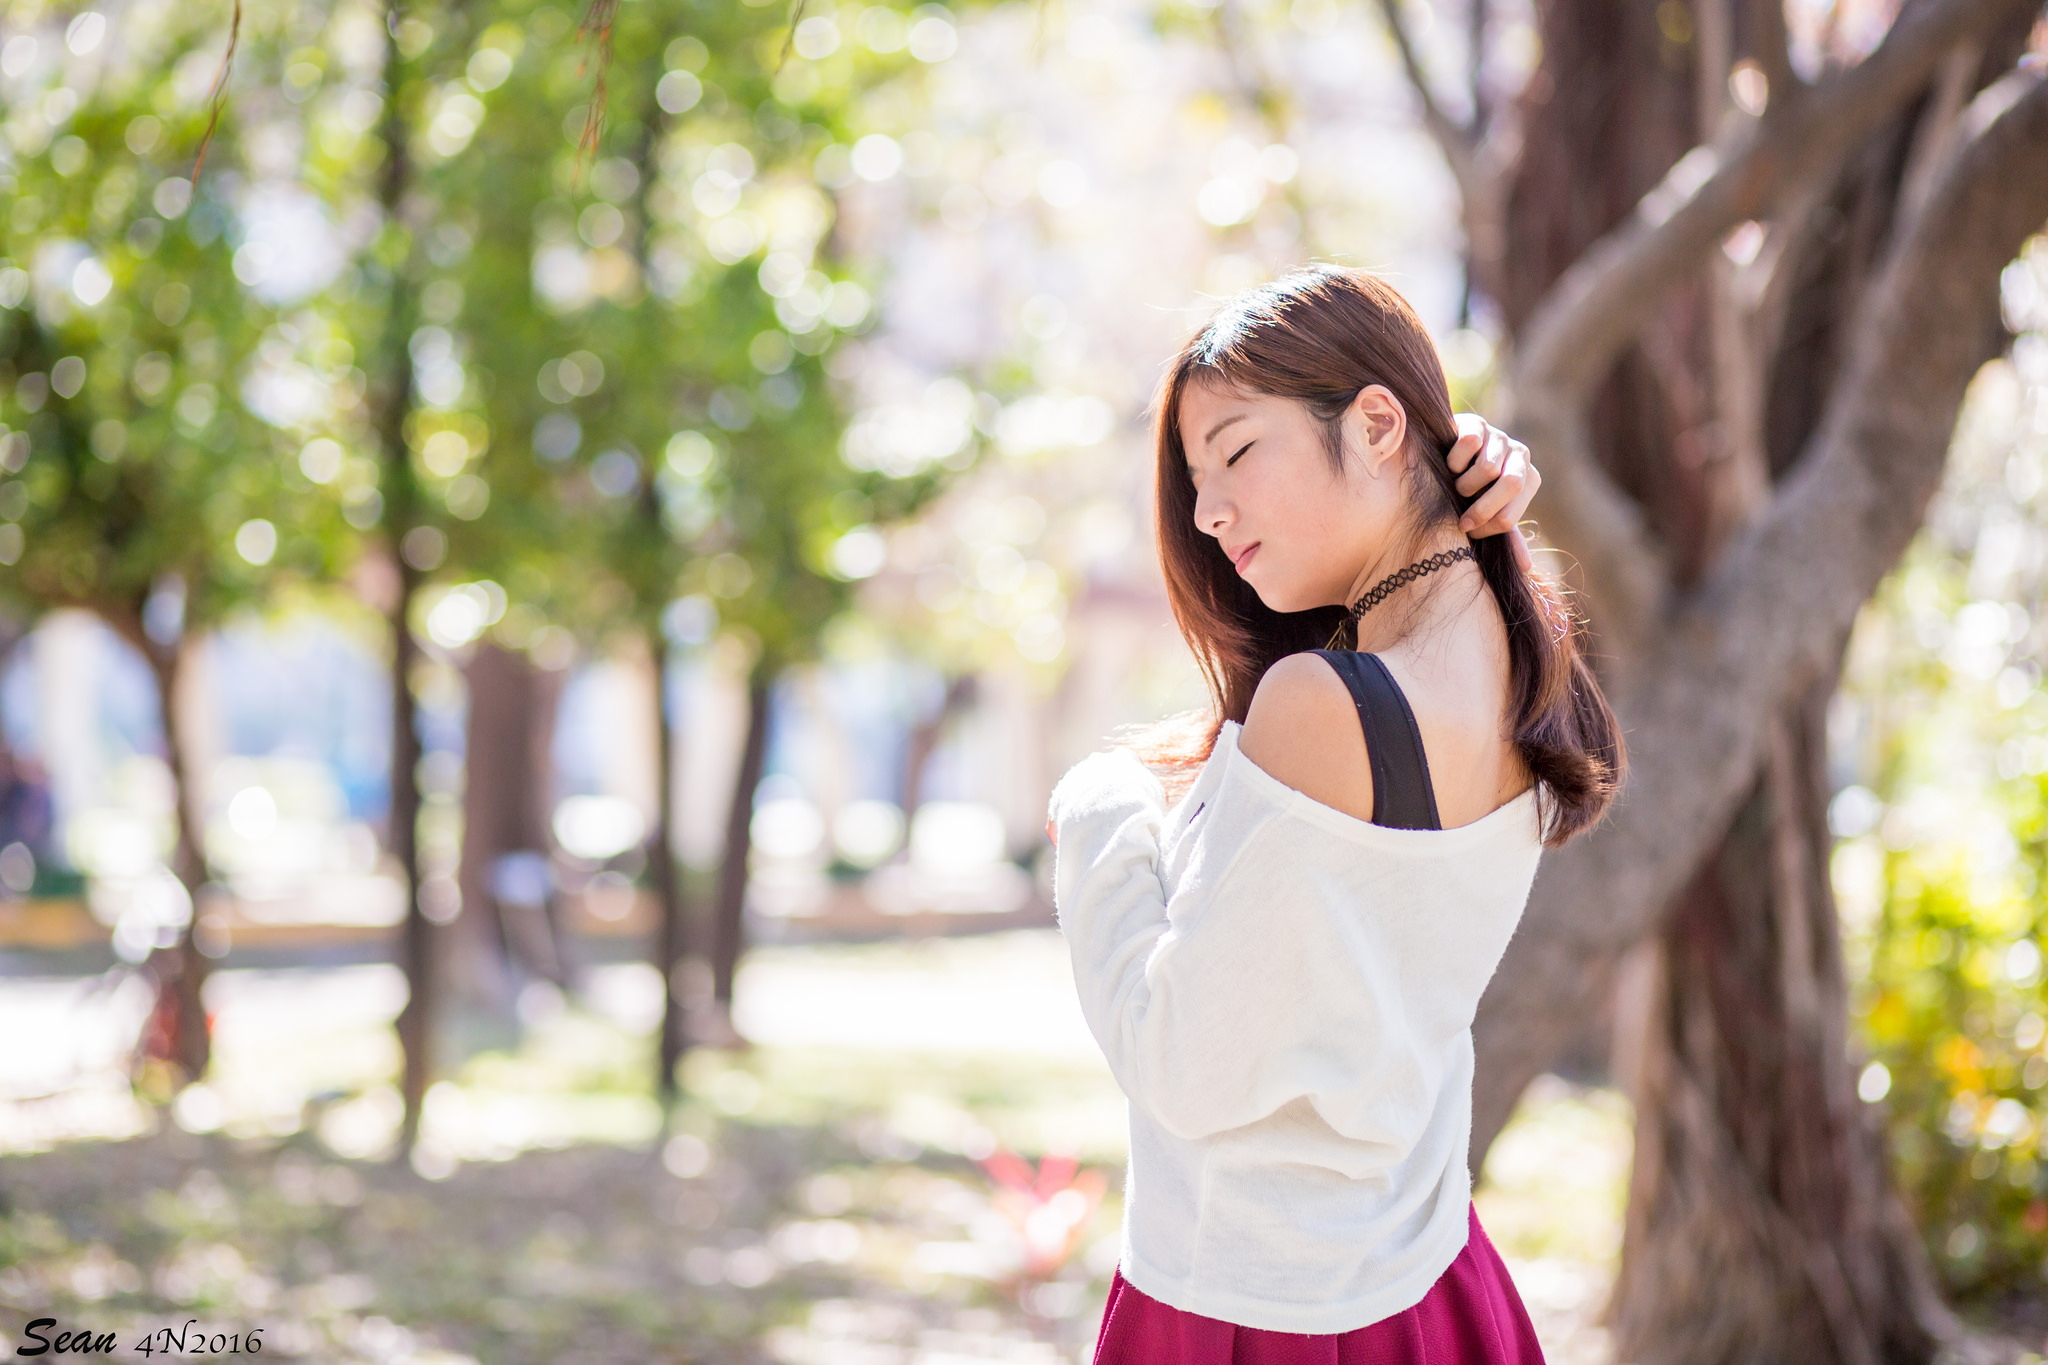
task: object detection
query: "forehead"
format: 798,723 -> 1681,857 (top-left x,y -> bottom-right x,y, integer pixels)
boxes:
1178,381 -> 1288,450
1179,382 -> 1302,456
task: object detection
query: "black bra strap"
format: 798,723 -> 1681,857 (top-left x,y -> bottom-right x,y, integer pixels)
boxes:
1310,650 -> 1442,831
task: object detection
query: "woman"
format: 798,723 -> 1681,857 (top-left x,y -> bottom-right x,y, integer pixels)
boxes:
1045,265 -> 1623,1363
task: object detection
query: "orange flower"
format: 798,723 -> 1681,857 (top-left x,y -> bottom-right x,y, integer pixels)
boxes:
975,1147 -> 1109,1279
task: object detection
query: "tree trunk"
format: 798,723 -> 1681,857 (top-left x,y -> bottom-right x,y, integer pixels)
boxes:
0,617 -> 24,773
1598,81 -> 1982,1365
139,630 -> 210,1084
708,661 -> 774,1029
619,76 -> 694,1094
0,619 -> 35,869
388,562 -> 431,1151
451,642 -> 569,1054
649,623 -> 688,1099
368,0 -> 431,1154
1465,0 -> 2046,1353
899,670 -> 976,820
1609,682 -> 1943,1364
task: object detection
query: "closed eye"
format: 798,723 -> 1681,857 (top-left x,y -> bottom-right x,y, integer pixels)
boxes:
1226,441 -> 1253,467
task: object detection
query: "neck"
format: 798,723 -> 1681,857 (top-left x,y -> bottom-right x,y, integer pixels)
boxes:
1341,527 -> 1478,653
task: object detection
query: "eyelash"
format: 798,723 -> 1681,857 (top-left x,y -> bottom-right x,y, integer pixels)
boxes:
1189,440 -> 1255,484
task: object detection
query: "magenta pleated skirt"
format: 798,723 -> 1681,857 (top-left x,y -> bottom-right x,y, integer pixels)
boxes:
1091,1205 -> 1546,1364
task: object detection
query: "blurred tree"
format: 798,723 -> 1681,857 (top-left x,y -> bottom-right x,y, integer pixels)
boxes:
423,0 -> 961,1094
1372,0 -> 2048,1352
0,12 -> 349,1085
898,670 -> 976,820
0,0 -> 507,1149
337,0 -> 474,1156
451,641 -> 572,1041
0,603 -> 39,870
1831,296 -> 2048,1306
1855,631 -> 2048,1305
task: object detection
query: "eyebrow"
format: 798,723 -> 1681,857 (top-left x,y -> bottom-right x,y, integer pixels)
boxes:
1185,413 -> 1248,475
1203,414 -> 1247,447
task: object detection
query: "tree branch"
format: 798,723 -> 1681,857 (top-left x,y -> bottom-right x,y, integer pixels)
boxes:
1512,0 -> 2037,403
1746,0 -> 1802,112
1370,0 -> 1477,169
1506,397 -> 1670,659
1471,66 -> 2048,1163
1495,0 -> 2036,650
1897,37 -> 1986,226
1369,0 -> 1516,304
1466,0 -> 1490,129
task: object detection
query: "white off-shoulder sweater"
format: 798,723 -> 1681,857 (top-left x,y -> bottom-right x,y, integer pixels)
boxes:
1046,717 -> 1544,1333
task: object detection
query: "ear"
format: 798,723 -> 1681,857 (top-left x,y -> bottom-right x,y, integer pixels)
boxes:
1345,385 -> 1408,478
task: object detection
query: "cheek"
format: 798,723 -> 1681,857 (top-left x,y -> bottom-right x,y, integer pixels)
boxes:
1239,450 -> 1304,508
1253,455 -> 1344,538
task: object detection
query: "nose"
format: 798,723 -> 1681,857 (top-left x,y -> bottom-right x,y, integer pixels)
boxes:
1193,485 -> 1231,538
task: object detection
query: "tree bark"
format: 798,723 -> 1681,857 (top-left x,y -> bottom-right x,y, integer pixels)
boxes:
619,63 -> 694,1095
1489,0 -> 2042,651
650,623 -> 688,1099
0,617 -> 24,772
1598,31 -> 2015,1355
1381,0 -> 2048,1351
388,561 -> 431,1151
0,619 -> 32,868
368,0 -> 431,1154
452,642 -> 569,1049
137,628 -> 210,1084
1485,3 -> 1943,1352
898,670 -> 976,820
1457,73 -> 2048,1364
1610,682 -> 1946,1364
1472,66 -> 2048,1153
708,660 -> 774,1028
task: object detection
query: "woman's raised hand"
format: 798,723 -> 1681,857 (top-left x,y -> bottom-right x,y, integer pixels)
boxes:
1446,413 -> 1539,574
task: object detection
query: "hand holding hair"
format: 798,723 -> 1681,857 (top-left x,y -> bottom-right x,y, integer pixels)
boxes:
1444,413 -> 1538,574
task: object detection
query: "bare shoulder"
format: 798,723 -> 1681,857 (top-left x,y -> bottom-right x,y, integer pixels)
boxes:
1236,652 -> 1375,823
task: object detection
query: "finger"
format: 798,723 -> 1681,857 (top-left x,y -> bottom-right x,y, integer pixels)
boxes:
1494,448 -> 1539,527
1446,412 -> 1486,474
1462,424 -> 1517,497
1459,445 -> 1523,528
1454,429 -> 1507,497
1447,432 -> 1481,475
1462,431 -> 1529,502
1509,525 -> 1533,574
1490,444 -> 1540,523
1459,470 -> 1524,534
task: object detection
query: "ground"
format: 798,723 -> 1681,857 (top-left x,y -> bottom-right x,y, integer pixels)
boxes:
0,930 -> 1633,1363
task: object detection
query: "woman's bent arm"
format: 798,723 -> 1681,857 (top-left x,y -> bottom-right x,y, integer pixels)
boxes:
1046,744 -> 1452,1149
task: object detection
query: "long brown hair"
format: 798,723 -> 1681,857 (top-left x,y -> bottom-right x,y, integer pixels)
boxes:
1127,265 -> 1622,846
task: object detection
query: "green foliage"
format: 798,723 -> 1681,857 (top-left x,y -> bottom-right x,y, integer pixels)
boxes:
1855,769 -> 2048,1297
0,7 -> 351,636
421,0 -> 902,661
1841,305 -> 2048,1299
2,0 -> 970,667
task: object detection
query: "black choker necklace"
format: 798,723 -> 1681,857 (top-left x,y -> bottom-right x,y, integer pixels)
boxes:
1324,546 -> 1475,649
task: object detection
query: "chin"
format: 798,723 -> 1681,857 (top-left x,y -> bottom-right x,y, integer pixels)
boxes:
1252,582 -> 1315,615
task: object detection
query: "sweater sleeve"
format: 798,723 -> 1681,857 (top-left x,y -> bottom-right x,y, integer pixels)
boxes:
1048,741 -> 1483,1151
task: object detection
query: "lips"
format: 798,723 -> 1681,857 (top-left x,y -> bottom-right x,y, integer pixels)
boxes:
1230,542 -> 1259,573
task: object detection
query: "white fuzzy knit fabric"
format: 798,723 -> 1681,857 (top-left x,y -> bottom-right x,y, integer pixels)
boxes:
1046,718 -> 1544,1333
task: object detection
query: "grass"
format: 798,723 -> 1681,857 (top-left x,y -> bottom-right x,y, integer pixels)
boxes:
0,930 -> 1631,1362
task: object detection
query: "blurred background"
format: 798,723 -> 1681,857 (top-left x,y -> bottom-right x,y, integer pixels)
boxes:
1,0 -> 2046,1359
